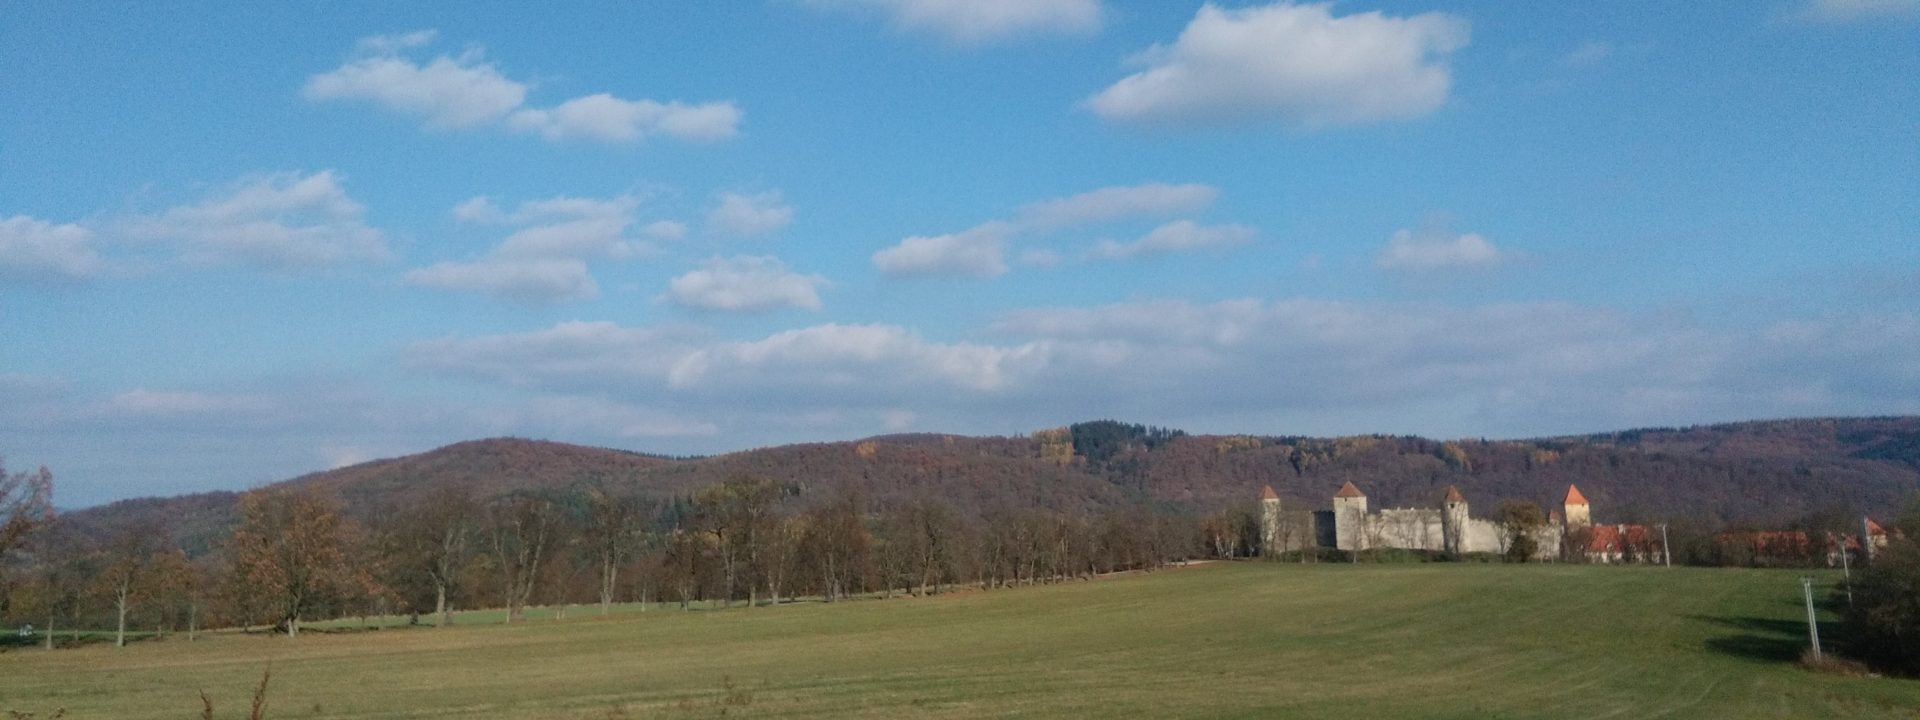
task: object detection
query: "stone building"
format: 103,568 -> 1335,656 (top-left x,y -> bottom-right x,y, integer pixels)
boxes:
1259,482 -> 1600,561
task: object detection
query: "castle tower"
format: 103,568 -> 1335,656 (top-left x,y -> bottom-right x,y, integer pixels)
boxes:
1333,481 -> 1368,552
1259,485 -> 1281,555
1442,485 -> 1468,555
1563,484 -> 1591,529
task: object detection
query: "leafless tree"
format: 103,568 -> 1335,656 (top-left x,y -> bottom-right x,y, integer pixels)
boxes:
487,492 -> 562,623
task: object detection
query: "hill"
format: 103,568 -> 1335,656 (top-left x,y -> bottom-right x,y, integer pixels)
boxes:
61,416 -> 1920,554
3,564 -> 1912,718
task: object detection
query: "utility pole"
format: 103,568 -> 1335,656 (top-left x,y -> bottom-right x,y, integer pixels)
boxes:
1658,523 -> 1671,568
1800,576 -> 1823,661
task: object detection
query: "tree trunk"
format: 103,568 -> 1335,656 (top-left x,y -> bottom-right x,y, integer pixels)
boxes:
189,603 -> 199,641
600,559 -> 616,616
286,614 -> 299,638
44,614 -> 54,651
115,584 -> 130,648
436,583 -> 451,627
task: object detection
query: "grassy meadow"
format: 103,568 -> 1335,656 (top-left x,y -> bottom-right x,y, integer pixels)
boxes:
2,562 -> 1915,719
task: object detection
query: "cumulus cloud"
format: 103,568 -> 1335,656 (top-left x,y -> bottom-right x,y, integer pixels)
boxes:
1087,2 -> 1469,128
666,256 -> 828,312
1374,229 -> 1504,271
1015,183 -> 1218,229
706,191 -> 794,237
400,299 -> 1920,442
126,170 -> 391,271
876,182 -> 1231,278
1562,40 -> 1613,66
0,215 -> 102,281
668,324 -> 1048,394
405,320 -> 707,387
1798,0 -> 1919,22
871,221 -> 1012,278
303,39 -> 526,129
507,93 -> 741,143
808,0 -> 1103,44
306,32 -> 740,143
1088,220 -> 1254,260
408,193 -> 650,303
521,395 -> 719,438
404,258 -> 598,304
107,389 -> 269,418
639,220 -> 687,241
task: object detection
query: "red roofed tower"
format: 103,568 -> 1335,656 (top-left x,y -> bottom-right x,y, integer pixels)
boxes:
1333,482 -> 1368,552
1563,484 -> 1591,528
1442,485 -> 1469,556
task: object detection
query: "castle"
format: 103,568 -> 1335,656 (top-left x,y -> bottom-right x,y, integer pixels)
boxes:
1259,482 -> 1662,562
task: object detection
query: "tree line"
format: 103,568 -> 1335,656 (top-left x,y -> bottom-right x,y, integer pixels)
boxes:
1,464 -> 1203,645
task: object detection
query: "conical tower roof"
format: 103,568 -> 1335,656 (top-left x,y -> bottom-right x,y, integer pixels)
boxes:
1564,484 -> 1589,506
1261,485 -> 1279,500
1444,485 -> 1465,503
1334,481 -> 1365,499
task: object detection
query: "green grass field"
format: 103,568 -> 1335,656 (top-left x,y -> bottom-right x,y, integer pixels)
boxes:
3,563 -> 1915,719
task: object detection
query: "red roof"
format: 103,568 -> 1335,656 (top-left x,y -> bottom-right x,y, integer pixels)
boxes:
1334,481 -> 1365,499
1588,524 -> 1657,553
1443,485 -> 1465,503
1261,485 -> 1279,500
1564,484 -> 1589,506
1866,517 -> 1886,535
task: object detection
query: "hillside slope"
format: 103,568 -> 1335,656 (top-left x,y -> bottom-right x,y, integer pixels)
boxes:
61,416 -> 1920,553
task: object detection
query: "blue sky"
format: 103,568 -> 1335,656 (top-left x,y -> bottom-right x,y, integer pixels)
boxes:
3,1 -> 1917,507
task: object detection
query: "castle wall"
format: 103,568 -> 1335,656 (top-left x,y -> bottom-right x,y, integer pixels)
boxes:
1462,518 -> 1504,554
1368,508 -> 1446,552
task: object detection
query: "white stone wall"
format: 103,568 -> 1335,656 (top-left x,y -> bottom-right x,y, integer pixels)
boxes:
1368,508 -> 1446,551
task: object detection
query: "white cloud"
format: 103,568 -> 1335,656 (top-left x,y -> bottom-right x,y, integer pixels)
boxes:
1563,40 -> 1613,66
408,193 -> 649,303
666,324 -> 1048,394
1374,229 -> 1504,271
495,217 -> 639,259
307,32 -> 740,143
640,220 -> 688,241
1019,248 -> 1064,267
706,191 -> 794,237
1089,220 -> 1254,260
353,29 -> 439,56
452,196 -> 506,224
398,298 -> 1920,448
809,0 -> 1103,44
1799,0 -> 1919,22
871,221 -> 1011,278
303,43 -> 527,129
1088,2 -> 1469,128
528,396 -> 720,438
1014,182 -> 1218,229
666,256 -> 828,312
404,257 -> 598,304
127,170 -> 391,271
405,321 -> 706,387
0,215 -> 102,281
507,93 -> 741,143
107,389 -> 269,418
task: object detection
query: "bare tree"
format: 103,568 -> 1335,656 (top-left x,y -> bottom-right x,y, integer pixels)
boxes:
579,484 -> 647,615
800,492 -> 868,602
96,526 -> 161,647
487,492 -> 562,623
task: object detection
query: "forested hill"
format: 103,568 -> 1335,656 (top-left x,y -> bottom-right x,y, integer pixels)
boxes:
62,417 -> 1920,555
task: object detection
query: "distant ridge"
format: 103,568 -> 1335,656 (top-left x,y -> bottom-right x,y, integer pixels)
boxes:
61,416 -> 1920,556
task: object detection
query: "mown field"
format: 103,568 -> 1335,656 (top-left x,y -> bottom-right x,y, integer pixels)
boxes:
3,563 -> 1915,719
